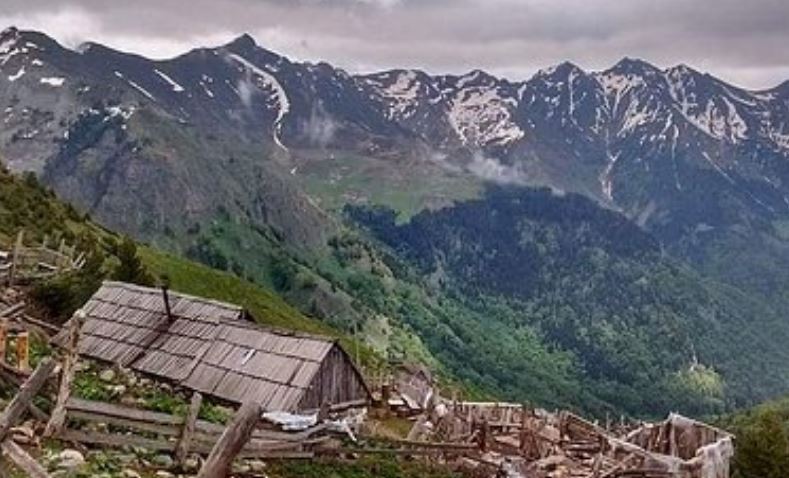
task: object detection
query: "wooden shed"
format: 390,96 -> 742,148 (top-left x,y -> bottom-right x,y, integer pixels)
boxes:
53,281 -> 371,413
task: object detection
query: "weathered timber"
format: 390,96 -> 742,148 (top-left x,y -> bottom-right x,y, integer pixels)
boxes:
64,397 -> 325,442
382,438 -> 477,451
7,231 -> 23,286
15,315 -> 58,335
58,428 -> 312,458
44,311 -> 84,438
65,409 -> 180,436
15,332 -> 29,372
59,428 -> 182,453
197,401 -> 260,478
0,440 -> 51,478
0,319 -> 7,362
0,304 -> 24,319
319,447 -> 470,457
175,392 -> 202,466
0,358 -> 55,439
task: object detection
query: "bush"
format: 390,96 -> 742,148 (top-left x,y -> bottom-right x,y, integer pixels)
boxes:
733,409 -> 789,478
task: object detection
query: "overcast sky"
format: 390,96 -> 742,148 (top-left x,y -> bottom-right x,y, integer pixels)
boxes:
2,0 -> 788,90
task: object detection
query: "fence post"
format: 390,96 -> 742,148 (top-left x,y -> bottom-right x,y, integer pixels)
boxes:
0,318 -> 7,363
8,230 -> 24,286
175,392 -> 203,467
44,310 -> 85,438
0,358 -> 56,478
0,358 -> 56,438
197,401 -> 260,478
16,332 -> 29,372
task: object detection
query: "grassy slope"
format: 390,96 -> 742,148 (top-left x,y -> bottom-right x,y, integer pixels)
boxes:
141,247 -> 332,335
291,151 -> 482,222
0,160 -> 381,368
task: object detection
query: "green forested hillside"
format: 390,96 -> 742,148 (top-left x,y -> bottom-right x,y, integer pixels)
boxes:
7,157 -> 789,420
349,186 -> 789,416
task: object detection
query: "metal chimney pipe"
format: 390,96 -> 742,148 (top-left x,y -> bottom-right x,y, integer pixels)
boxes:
161,285 -> 173,321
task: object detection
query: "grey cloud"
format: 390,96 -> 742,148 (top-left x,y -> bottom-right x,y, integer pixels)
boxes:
0,0 -> 787,88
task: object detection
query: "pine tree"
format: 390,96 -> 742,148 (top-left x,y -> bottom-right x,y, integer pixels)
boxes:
112,236 -> 154,286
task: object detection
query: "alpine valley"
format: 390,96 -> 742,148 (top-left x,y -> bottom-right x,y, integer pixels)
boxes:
3,26 -> 789,417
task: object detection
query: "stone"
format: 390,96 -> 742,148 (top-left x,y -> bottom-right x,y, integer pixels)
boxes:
233,462 -> 251,474
56,449 -> 85,469
120,395 -> 138,407
116,453 -> 138,465
183,456 -> 201,472
155,471 -> 175,478
248,459 -> 266,473
121,469 -> 142,478
10,422 -> 35,444
152,454 -> 175,468
108,384 -> 127,396
99,369 -> 116,382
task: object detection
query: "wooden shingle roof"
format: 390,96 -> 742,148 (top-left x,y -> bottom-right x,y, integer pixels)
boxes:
55,281 -> 366,412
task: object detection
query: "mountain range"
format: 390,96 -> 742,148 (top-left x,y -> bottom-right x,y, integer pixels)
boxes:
3,26 -> 789,416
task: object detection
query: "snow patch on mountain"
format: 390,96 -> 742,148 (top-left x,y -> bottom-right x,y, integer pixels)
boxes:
448,86 -> 523,146
106,105 -> 136,121
769,129 -> 789,150
595,71 -> 645,114
368,71 -> 421,119
666,69 -> 748,143
154,69 -> 185,92
7,66 -> 24,82
114,71 -> 156,101
228,52 -> 290,149
600,151 -> 621,201
40,77 -> 64,87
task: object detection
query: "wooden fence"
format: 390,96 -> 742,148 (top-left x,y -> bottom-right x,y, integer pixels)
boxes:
1,230 -> 84,286
58,397 -> 325,460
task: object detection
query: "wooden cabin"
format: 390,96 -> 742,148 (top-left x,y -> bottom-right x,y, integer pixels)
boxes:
53,281 -> 371,413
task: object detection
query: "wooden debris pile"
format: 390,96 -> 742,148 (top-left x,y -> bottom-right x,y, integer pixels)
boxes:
395,398 -> 734,478
382,363 -> 436,416
1,230 -> 85,286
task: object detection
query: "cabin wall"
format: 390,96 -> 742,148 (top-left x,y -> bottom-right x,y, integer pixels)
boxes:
299,346 -> 368,411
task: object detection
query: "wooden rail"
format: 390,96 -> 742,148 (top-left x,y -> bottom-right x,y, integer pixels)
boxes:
2,230 -> 84,286
60,397 -> 325,459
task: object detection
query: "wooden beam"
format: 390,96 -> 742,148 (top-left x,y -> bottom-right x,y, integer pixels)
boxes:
1,440 -> 51,478
59,428 -> 316,457
197,401 -> 260,478
64,397 -> 323,442
0,358 -> 55,439
44,311 -> 85,438
175,392 -> 202,466
15,332 -> 29,372
318,447 -> 469,457
378,439 -> 477,451
0,319 -> 7,364
0,303 -> 24,320
7,231 -> 23,286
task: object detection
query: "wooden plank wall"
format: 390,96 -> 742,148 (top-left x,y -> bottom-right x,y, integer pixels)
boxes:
300,345 -> 369,411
